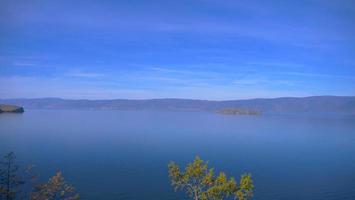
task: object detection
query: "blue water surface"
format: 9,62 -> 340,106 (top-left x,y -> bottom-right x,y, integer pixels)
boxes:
0,110 -> 354,200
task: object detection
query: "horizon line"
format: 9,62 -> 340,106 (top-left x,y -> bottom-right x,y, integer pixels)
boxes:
1,95 -> 354,102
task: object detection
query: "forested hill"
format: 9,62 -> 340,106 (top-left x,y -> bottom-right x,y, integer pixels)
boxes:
1,96 -> 354,113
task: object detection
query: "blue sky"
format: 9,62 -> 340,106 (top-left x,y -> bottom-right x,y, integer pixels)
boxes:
1,0 -> 354,99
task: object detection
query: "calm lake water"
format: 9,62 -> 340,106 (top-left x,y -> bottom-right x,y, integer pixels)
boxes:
0,110 -> 355,200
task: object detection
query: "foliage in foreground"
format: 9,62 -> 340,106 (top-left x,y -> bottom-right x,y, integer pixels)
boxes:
31,171 -> 79,200
0,152 -> 25,200
1,152 -> 254,200
0,152 -> 79,200
168,156 -> 253,200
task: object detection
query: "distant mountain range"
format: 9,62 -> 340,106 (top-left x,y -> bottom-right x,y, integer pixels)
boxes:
0,96 -> 355,113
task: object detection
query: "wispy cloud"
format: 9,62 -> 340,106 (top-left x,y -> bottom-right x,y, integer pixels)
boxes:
149,67 -> 224,77
277,71 -> 355,79
11,62 -> 37,67
0,75 -> 157,99
246,62 -> 306,69
3,55 -> 53,68
4,0 -> 352,48
233,76 -> 297,87
67,72 -> 105,78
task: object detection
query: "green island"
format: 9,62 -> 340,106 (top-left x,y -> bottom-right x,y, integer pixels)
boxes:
0,104 -> 25,113
217,108 -> 262,115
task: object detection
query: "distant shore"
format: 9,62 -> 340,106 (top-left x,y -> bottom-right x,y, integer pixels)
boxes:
0,96 -> 354,113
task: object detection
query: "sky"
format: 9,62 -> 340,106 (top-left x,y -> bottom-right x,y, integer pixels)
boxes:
0,0 -> 355,100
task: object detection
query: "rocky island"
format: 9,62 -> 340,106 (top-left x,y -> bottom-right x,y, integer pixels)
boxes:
0,104 -> 25,113
217,108 -> 262,115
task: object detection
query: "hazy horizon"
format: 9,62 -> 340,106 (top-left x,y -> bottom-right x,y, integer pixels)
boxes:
1,94 -> 355,101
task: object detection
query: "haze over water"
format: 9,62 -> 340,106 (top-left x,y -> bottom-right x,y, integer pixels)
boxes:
1,110 -> 354,200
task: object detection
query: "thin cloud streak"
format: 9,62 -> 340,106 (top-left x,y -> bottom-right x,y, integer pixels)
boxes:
277,72 -> 355,79
67,72 -> 106,78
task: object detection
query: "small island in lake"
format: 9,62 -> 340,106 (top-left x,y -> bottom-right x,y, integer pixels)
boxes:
217,108 -> 262,115
0,104 -> 25,113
